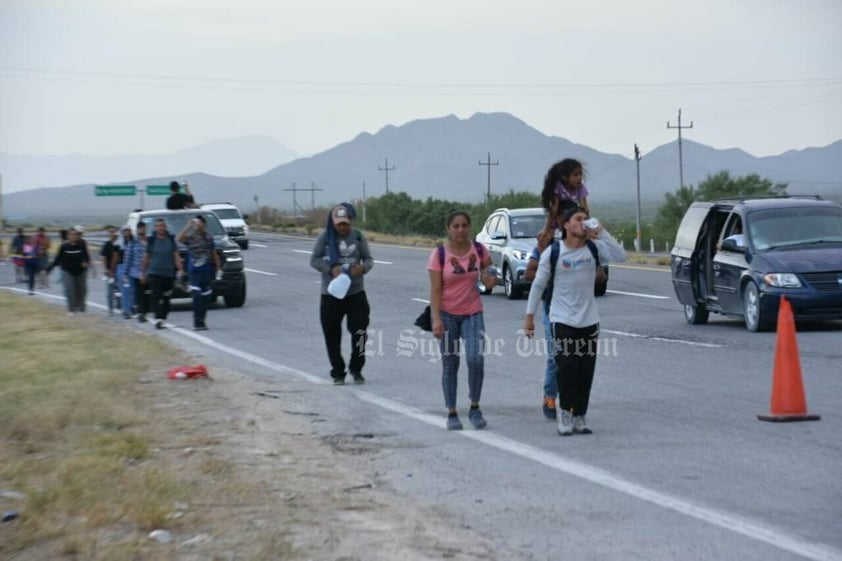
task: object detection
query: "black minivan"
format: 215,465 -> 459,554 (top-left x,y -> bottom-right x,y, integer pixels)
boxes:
670,196 -> 842,331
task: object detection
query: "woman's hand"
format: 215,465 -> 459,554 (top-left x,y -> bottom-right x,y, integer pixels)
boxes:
432,318 -> 444,340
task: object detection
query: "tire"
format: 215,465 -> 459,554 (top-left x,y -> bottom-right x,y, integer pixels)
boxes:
242,240 -> 249,250
743,281 -> 771,332
684,302 -> 709,325
224,280 -> 246,308
504,265 -> 521,300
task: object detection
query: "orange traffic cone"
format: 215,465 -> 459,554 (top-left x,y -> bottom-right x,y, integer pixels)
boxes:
757,296 -> 820,422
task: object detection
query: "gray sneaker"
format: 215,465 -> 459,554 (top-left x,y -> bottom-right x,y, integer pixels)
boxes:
573,415 -> 592,435
557,410 -> 573,436
468,408 -> 487,429
446,415 -> 463,431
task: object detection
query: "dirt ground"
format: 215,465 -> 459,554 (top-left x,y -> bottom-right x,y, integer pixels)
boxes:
130,363 -> 500,561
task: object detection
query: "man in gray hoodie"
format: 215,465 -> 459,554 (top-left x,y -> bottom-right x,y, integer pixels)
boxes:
310,203 -> 374,385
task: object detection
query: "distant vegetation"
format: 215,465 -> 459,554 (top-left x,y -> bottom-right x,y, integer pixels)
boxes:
652,172 -> 787,244
257,173 -> 789,252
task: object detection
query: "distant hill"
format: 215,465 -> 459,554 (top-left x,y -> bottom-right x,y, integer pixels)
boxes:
0,135 -> 297,193
4,113 -> 840,221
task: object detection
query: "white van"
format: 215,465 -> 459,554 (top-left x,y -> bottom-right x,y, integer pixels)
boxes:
200,202 -> 250,249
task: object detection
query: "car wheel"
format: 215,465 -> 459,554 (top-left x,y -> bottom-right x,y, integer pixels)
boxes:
242,240 -> 249,250
224,280 -> 246,308
504,265 -> 521,300
743,281 -> 771,332
684,302 -> 709,325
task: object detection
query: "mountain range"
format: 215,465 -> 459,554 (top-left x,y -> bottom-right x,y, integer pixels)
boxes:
3,113 -> 840,221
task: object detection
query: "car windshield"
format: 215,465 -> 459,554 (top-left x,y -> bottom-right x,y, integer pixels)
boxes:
747,206 -> 842,251
139,212 -> 226,237
211,208 -> 241,220
509,214 -> 545,239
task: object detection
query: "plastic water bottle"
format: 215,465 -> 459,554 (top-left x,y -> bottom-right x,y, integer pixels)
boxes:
327,264 -> 351,299
584,218 -> 600,230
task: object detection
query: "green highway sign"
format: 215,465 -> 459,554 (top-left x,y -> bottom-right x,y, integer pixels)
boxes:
146,184 -> 172,196
95,185 -> 136,196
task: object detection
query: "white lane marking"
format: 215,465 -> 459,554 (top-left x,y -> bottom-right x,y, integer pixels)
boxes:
291,248 -> 391,265
354,393 -> 840,561
603,329 -> 723,348
245,268 -> 278,276
250,243 -> 268,248
10,286 -> 839,561
411,298 -> 429,304
607,289 -> 671,300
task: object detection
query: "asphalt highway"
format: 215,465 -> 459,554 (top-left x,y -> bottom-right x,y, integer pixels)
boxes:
3,231 -> 841,561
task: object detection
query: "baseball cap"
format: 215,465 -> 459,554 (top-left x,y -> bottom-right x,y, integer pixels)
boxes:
331,206 -> 351,226
73,225 -> 85,234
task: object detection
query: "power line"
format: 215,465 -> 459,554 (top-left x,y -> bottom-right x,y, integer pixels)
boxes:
3,65 -> 841,92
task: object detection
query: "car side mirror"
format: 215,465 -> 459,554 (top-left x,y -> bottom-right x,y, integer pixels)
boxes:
721,239 -> 746,253
490,231 -> 506,240
242,214 -> 249,221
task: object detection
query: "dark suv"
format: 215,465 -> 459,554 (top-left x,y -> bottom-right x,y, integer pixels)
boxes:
125,209 -> 247,307
670,196 -> 842,331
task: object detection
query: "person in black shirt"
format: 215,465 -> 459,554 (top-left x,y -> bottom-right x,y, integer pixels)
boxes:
165,180 -> 196,210
47,228 -> 90,315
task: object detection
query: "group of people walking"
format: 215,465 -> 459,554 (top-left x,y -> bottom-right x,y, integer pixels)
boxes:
310,159 -> 626,437
7,210 -> 221,331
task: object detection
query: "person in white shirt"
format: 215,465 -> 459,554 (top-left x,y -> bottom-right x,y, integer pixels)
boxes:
523,206 -> 626,436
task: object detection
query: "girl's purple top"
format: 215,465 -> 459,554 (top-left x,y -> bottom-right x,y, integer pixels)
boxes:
555,182 -> 589,204
550,183 -> 589,228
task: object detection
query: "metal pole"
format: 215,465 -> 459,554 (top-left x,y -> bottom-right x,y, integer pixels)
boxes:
634,144 -> 642,252
362,181 -> 367,223
667,108 -> 693,189
678,109 -> 684,189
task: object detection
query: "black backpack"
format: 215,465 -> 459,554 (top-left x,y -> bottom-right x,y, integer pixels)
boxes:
543,239 -> 604,308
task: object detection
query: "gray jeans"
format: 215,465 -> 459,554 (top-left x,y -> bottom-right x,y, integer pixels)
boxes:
62,271 -> 87,312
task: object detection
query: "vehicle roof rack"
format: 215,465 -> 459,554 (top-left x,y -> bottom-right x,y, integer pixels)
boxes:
716,195 -> 823,203
201,202 -> 235,206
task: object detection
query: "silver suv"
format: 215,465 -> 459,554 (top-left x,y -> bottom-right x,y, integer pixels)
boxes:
476,208 -> 546,299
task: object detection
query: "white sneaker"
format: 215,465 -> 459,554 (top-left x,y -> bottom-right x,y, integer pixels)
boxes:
573,415 -> 592,435
557,410 -> 573,436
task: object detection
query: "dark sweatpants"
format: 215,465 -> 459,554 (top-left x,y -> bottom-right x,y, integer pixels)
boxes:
148,274 -> 175,321
320,290 -> 370,379
132,278 -> 151,315
553,322 -> 600,416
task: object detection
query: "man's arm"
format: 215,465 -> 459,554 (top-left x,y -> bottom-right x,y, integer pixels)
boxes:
309,232 -> 331,274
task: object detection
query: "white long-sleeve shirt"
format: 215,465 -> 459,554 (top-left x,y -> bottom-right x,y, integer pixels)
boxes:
526,231 -> 626,327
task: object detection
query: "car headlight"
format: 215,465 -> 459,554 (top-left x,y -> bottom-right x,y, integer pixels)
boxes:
243,225 -> 249,235
764,273 -> 801,288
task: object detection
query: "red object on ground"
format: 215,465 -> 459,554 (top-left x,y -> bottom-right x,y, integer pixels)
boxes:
167,364 -> 209,380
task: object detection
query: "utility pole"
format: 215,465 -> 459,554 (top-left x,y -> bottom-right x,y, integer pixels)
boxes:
667,108 -> 693,189
308,182 -> 323,210
378,158 -> 395,193
284,182 -> 305,215
361,181 -> 367,222
253,195 -> 260,224
634,144 -> 642,252
478,152 -> 499,202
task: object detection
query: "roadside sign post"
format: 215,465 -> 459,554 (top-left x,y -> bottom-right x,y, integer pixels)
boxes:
94,185 -> 136,197
145,185 -> 171,196
94,184 -> 171,210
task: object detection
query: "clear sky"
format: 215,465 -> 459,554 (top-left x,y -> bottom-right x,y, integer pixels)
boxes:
1,0 -> 841,160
